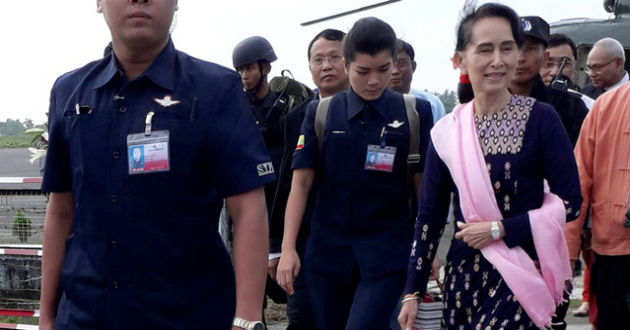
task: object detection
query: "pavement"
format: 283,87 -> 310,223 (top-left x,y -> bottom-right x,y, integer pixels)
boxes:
0,148 -> 42,190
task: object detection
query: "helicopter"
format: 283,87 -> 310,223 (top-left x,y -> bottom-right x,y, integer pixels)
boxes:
549,0 -> 629,88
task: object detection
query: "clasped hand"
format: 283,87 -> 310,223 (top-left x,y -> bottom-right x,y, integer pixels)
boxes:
454,221 -> 497,249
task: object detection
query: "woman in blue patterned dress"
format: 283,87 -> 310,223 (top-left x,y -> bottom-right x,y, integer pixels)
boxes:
398,2 -> 582,330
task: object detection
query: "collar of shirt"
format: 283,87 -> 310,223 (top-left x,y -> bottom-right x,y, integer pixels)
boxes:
253,88 -> 278,108
347,87 -> 390,119
606,71 -> 629,91
92,38 -> 177,92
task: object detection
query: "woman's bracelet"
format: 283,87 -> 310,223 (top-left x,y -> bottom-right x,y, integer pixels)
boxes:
401,296 -> 420,304
401,292 -> 420,303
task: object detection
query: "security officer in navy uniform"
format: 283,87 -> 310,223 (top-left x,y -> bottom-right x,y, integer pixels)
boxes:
39,1 -> 272,329
276,17 -> 433,329
509,16 -> 588,148
509,16 -> 588,330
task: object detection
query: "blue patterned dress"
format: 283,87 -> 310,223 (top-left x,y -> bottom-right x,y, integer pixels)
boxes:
404,96 -> 582,330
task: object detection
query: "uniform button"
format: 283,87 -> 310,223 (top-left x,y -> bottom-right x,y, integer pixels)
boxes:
119,107 -> 127,113
112,281 -> 119,289
110,194 -> 118,203
112,151 -> 120,159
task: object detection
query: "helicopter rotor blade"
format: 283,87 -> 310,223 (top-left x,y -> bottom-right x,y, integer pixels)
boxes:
300,0 -> 402,26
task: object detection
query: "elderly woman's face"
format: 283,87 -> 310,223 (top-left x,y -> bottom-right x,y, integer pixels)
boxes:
458,16 -> 518,96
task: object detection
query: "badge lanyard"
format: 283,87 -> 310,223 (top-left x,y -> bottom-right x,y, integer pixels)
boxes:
126,111 -> 170,175
365,126 -> 396,173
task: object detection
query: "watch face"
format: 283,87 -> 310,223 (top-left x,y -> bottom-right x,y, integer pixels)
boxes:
252,322 -> 265,330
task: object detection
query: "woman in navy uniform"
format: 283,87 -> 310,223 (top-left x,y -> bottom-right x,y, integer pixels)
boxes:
276,17 -> 433,329
398,3 -> 582,330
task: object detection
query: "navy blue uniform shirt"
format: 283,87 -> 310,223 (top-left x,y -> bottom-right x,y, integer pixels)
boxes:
42,39 -> 275,329
292,88 -> 433,281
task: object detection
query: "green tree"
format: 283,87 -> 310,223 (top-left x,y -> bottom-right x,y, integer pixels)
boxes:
433,89 -> 458,114
12,209 -> 33,243
0,119 -> 26,136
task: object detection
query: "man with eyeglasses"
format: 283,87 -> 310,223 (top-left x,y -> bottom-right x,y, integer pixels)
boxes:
541,34 -> 577,85
582,38 -> 629,99
509,16 -> 588,148
269,28 -> 349,330
540,34 -> 595,109
389,39 -> 445,124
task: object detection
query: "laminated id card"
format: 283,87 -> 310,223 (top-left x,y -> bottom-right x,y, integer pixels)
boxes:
365,144 -> 396,173
127,130 -> 170,175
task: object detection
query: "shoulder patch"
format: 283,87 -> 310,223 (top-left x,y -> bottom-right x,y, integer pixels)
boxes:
257,162 -> 274,176
295,134 -> 305,151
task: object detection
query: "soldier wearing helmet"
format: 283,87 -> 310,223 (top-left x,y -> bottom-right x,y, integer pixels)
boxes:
233,36 -> 288,309
232,36 -> 284,218
233,36 -> 278,99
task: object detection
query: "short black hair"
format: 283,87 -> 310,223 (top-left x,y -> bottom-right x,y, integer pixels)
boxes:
396,39 -> 415,61
343,17 -> 397,65
455,1 -> 523,52
548,33 -> 578,59
307,29 -> 346,60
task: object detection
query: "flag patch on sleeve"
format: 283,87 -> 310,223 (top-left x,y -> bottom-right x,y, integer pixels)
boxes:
295,134 -> 305,151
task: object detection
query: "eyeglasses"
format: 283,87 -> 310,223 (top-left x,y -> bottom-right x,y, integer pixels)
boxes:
310,54 -> 343,67
544,57 -> 573,69
585,58 -> 617,74
395,60 -> 413,68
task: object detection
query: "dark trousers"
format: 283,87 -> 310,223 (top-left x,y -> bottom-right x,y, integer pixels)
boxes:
306,267 -> 405,330
550,292 -> 571,330
591,254 -> 630,330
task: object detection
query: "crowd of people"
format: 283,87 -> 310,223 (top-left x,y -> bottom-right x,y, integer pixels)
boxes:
38,1 -> 629,330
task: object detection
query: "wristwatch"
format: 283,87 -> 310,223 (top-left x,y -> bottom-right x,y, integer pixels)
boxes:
233,317 -> 265,330
490,221 -> 501,240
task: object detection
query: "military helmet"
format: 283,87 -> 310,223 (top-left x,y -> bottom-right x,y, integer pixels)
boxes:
232,36 -> 278,69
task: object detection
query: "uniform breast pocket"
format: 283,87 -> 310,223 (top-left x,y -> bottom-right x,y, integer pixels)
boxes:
151,109 -> 194,131
383,129 -> 410,171
322,129 -> 356,174
62,109 -> 110,168
384,130 -> 408,152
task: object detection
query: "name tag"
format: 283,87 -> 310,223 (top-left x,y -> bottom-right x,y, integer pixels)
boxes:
365,144 -> 396,173
127,130 -> 170,175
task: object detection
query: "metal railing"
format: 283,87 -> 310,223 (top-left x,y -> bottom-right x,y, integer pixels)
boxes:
0,178 -> 44,329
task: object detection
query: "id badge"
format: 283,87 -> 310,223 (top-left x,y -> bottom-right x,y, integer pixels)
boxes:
127,130 -> 170,175
365,144 -> 396,173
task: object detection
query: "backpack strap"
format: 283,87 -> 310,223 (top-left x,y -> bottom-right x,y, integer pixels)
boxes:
315,96 -> 332,153
403,94 -> 420,164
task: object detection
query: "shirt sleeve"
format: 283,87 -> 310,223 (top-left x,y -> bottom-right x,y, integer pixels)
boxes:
211,76 -> 276,198
291,100 -> 319,170
431,97 -> 446,124
540,102 -> 582,221
502,102 -> 583,249
566,101 -> 598,260
404,139 -> 451,296
41,86 -> 73,193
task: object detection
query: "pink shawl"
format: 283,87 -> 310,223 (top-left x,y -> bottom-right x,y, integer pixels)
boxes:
431,100 -> 572,329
